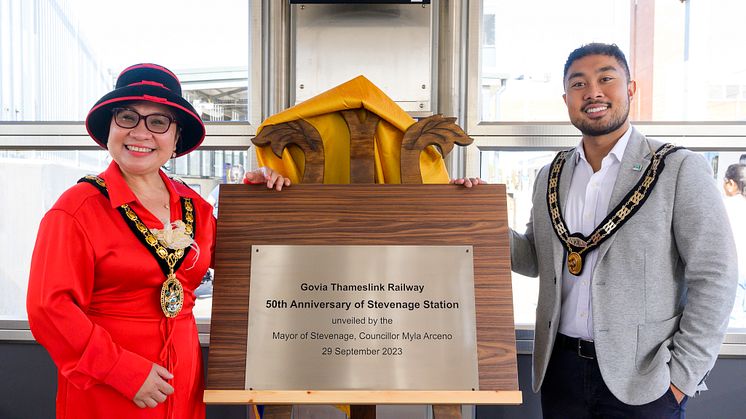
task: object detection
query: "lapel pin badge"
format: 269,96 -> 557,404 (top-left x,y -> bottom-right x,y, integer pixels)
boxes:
632,164 -> 642,171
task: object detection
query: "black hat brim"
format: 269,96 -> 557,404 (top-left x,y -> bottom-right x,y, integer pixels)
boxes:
85,84 -> 205,157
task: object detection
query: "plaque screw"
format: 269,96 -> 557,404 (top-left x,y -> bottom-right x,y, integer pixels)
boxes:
299,84 -> 305,90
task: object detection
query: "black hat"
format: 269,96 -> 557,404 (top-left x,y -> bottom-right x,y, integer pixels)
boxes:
85,63 -> 205,157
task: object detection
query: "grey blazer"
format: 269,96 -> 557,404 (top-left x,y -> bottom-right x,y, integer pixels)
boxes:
511,127 -> 738,405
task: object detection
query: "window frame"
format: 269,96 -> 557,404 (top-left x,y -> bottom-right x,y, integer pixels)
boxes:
0,0 -> 744,355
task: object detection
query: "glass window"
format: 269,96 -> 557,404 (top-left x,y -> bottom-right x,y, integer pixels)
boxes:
481,150 -> 555,326
657,1 -> 746,121
706,151 -> 746,332
479,0 -> 746,122
0,0 -> 250,122
483,14 -> 495,47
482,149 -> 746,332
480,0 -> 630,122
0,149 -> 248,320
188,152 -> 201,175
0,150 -> 109,319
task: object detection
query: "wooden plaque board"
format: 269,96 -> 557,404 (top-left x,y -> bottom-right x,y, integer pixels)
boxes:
205,184 -> 521,404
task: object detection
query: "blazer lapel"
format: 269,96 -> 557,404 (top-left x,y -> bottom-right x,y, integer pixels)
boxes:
595,128 -> 652,265
554,149 -> 577,279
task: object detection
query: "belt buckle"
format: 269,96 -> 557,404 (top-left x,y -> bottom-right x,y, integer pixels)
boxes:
577,339 -> 594,360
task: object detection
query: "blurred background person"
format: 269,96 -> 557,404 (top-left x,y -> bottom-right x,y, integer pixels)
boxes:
724,163 -> 746,328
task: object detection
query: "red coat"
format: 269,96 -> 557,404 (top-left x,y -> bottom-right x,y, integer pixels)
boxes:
27,161 -> 215,419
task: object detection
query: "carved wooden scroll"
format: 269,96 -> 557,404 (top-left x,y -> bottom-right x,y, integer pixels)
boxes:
341,109 -> 380,184
251,119 -> 325,184
253,112 -> 471,186
400,115 -> 474,184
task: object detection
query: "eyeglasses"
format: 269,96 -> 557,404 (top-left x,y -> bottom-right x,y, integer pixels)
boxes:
112,107 -> 176,134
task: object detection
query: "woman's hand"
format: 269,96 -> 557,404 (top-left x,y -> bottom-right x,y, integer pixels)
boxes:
450,177 -> 487,188
133,363 -> 174,408
244,167 -> 291,191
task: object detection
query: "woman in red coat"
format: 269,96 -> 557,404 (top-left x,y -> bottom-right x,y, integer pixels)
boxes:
26,63 -> 289,419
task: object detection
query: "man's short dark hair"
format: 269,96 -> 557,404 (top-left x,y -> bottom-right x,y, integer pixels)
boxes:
725,163 -> 746,196
563,43 -> 631,82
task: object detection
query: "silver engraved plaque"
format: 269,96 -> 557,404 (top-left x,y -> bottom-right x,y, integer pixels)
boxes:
245,245 -> 479,390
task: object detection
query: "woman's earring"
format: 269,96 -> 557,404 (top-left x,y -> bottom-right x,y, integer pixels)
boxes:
169,149 -> 177,174
170,130 -> 180,168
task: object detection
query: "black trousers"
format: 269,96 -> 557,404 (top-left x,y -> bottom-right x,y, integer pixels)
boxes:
540,335 -> 688,419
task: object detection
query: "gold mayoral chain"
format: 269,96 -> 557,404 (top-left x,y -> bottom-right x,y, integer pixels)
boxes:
78,175 -> 195,317
546,143 -> 681,276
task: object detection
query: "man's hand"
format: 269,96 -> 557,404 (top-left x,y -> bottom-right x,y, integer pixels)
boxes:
133,364 -> 174,408
670,383 -> 686,404
244,167 -> 291,191
449,177 -> 487,188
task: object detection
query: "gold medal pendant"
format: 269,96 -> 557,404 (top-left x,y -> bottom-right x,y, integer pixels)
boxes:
567,252 -> 583,276
160,273 -> 184,318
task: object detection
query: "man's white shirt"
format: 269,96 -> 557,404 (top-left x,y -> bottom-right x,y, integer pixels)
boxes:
558,127 -> 632,340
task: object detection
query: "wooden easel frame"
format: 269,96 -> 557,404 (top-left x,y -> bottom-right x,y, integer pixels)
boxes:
204,184 -> 522,417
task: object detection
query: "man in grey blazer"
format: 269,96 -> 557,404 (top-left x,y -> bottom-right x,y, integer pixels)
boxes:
457,43 -> 737,417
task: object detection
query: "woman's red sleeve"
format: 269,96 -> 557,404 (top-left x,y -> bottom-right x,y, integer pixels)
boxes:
26,209 -> 152,400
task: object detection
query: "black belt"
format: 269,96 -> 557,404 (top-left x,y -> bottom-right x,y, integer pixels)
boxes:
556,333 -> 596,360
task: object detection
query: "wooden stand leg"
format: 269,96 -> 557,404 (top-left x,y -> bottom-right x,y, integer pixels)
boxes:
433,404 -> 462,419
350,405 -> 376,419
262,405 -> 293,419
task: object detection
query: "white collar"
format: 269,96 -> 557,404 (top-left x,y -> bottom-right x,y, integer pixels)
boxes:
574,125 -> 633,166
